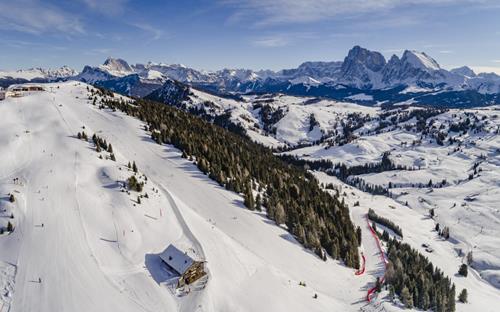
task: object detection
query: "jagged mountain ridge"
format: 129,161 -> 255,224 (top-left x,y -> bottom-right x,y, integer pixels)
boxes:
3,45 -> 500,106
76,46 -> 500,95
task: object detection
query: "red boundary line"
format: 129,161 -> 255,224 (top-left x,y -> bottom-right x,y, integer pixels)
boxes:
355,253 -> 366,275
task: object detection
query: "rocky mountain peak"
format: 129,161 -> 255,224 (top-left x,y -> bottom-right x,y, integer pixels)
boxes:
451,66 -> 476,77
102,57 -> 133,74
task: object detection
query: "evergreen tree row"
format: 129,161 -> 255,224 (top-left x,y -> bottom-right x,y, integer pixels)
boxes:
368,208 -> 403,237
101,97 -> 361,268
385,238 -> 456,311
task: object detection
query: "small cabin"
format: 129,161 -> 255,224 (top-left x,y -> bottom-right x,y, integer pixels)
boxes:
7,84 -> 45,97
160,244 -> 206,288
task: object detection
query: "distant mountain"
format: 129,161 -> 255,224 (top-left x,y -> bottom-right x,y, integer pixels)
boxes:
450,66 -> 476,78
0,66 -> 77,87
144,78 -> 191,105
6,46 -> 498,107
80,47 -> 500,107
0,66 -> 77,80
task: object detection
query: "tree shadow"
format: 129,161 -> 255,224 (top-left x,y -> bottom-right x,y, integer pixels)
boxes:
280,233 -> 302,247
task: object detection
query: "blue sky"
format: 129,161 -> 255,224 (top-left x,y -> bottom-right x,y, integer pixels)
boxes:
1,0 -> 500,73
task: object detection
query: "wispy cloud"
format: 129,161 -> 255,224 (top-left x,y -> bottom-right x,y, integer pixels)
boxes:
0,0 -> 84,35
84,48 -> 113,56
2,38 -> 67,51
130,22 -> 164,41
222,0 -> 497,26
252,32 -> 317,48
439,50 -> 454,54
82,0 -> 128,16
252,36 -> 289,47
492,60 -> 500,63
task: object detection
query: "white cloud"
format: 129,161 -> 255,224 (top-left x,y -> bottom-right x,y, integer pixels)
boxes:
492,60 -> 500,63
83,0 -> 128,16
130,22 -> 164,41
252,32 -> 317,48
0,0 -> 84,35
252,36 -> 289,47
222,0 -> 496,26
83,48 -> 113,56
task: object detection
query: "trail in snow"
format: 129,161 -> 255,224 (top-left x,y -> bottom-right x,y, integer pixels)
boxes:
365,215 -> 388,303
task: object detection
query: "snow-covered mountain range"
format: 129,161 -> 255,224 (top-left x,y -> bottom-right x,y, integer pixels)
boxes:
77,46 -> 500,95
0,66 -> 77,81
2,46 -> 500,106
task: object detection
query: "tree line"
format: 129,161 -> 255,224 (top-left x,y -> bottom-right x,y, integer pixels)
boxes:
100,96 -> 361,268
385,237 -> 457,311
368,208 -> 403,237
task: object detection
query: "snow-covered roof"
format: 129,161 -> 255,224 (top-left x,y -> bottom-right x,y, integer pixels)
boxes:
159,245 -> 195,275
7,84 -> 45,91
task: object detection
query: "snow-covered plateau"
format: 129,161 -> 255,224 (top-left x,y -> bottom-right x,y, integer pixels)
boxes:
0,82 -> 499,312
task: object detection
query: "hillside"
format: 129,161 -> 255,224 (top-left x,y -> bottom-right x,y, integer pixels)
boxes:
0,82 -> 372,312
0,82 -> 498,311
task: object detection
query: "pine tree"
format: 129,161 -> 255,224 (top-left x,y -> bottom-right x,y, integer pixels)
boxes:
401,286 -> 413,308
243,185 -> 255,210
107,144 -> 113,153
137,196 -> 141,204
458,288 -> 467,303
127,161 -> 131,169
274,202 -> 286,225
255,194 -> 262,211
110,153 -> 116,161
132,161 -> 138,173
375,277 -> 382,292
7,221 -> 13,232
448,284 -> 456,312
458,264 -> 468,277
466,251 -> 473,265
9,194 -> 15,203
77,132 -> 82,139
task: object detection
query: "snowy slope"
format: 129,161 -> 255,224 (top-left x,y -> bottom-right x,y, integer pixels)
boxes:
283,105 -> 500,302
315,172 -> 500,311
149,81 -> 381,149
0,82 -> 391,312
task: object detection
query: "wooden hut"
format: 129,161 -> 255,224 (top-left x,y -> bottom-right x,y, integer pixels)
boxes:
160,244 -> 206,288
